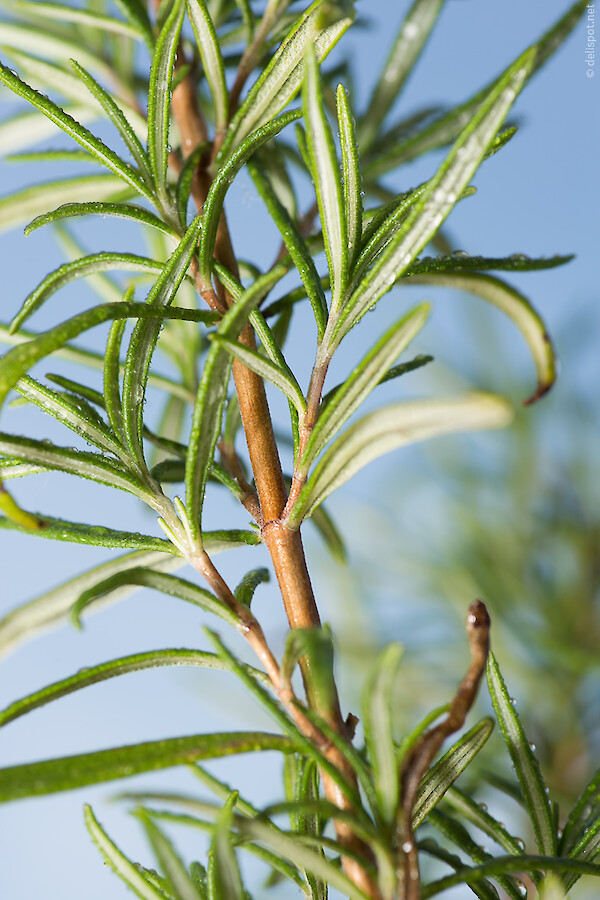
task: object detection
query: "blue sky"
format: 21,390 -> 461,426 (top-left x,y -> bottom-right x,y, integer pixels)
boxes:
0,2 -> 598,898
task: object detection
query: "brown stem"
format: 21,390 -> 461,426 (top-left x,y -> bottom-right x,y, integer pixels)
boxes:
398,600 -> 491,900
170,58 -> 381,900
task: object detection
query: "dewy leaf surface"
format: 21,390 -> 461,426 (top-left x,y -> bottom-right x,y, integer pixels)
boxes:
487,652 -> 557,855
0,732 -> 295,802
407,271 -> 557,403
333,48 -> 536,346
288,393 -> 513,524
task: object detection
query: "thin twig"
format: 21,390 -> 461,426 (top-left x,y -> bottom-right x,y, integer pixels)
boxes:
398,599 -> 491,900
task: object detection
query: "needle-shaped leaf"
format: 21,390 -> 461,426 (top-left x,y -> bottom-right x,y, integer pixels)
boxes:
25,202 -> 177,238
147,0 -> 185,201
487,652 -> 557,855
212,335 -> 306,415
365,0 -> 589,178
112,0 -> 154,50
12,1 -> 145,39
282,627 -> 337,722
185,269 -> 284,540
336,83 -> 362,267
0,729 -> 293,803
140,813 -> 205,900
233,567 -> 270,608
333,48 -> 535,347
0,108 -> 99,157
560,767 -> 600,854
0,732 -> 295,802
412,717 -> 495,828
198,109 -> 300,285
300,303 -> 430,472
564,819 -> 600,890
0,62 -> 154,202
0,22 -> 130,89
187,0 -> 228,135
406,252 -> 574,277
247,158 -> 327,338
303,45 -> 347,315
444,786 -> 526,856
362,643 -> 403,826
10,253 -> 165,333
70,61 -> 152,185
13,375 -> 123,457
407,272 -> 556,404
121,215 -> 206,466
421,857 -> 600,898
289,392 -> 512,526
0,174 -> 134,234
70,568 -> 240,630
104,317 -> 128,442
208,794 -> 246,900
0,300 -> 216,416
85,805 -> 170,900
0,432 -> 149,499
359,0 -> 445,152
428,809 -> 524,900
220,0 -> 355,157
0,649 -> 269,728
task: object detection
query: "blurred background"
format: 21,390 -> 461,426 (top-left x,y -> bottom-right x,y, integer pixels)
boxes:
0,0 -> 598,897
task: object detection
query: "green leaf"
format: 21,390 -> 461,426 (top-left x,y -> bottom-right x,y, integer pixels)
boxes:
287,393 -> 513,526
336,83 -> 362,267
0,22 -> 130,90
12,1 -> 145,39
299,303 -> 430,472
0,300 -> 216,416
560,766 -> 600,854
0,174 -> 134,234
412,717 -> 495,828
333,48 -> 535,346
362,643 -> 403,826
185,270 -> 283,539
308,502 -> 346,562
85,805 -> 170,900
233,567 -> 270,608
487,652 -> 557,855
0,731 -> 295,802
419,835 -> 501,900
0,62 -> 154,201
140,813 -> 205,900
443,786 -> 526,856
13,375 -> 124,457
187,0 -> 228,135
147,0 -> 185,202
0,105 -> 101,156
70,568 -> 240,631
24,202 -> 176,237
366,0 -> 589,177
406,271 -> 557,404
0,432 -> 150,498
359,0 -> 445,152
303,44 -> 347,314
121,216 -> 205,466
565,818 -> 600,890
70,61 -> 153,185
247,158 -> 328,338
428,809 -> 524,900
10,253 -> 166,333
209,794 -> 246,900
199,109 -> 301,285
0,649 -> 270,727
232,815 -> 373,900
221,0 -> 355,157
282,627 -> 337,721
212,335 -> 306,415
421,856 -> 600,899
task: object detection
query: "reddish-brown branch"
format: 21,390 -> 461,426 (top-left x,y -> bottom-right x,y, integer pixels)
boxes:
169,56 -> 381,900
398,600 -> 491,899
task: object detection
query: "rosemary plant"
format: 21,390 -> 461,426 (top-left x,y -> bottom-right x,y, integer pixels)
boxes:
0,1 -> 598,898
